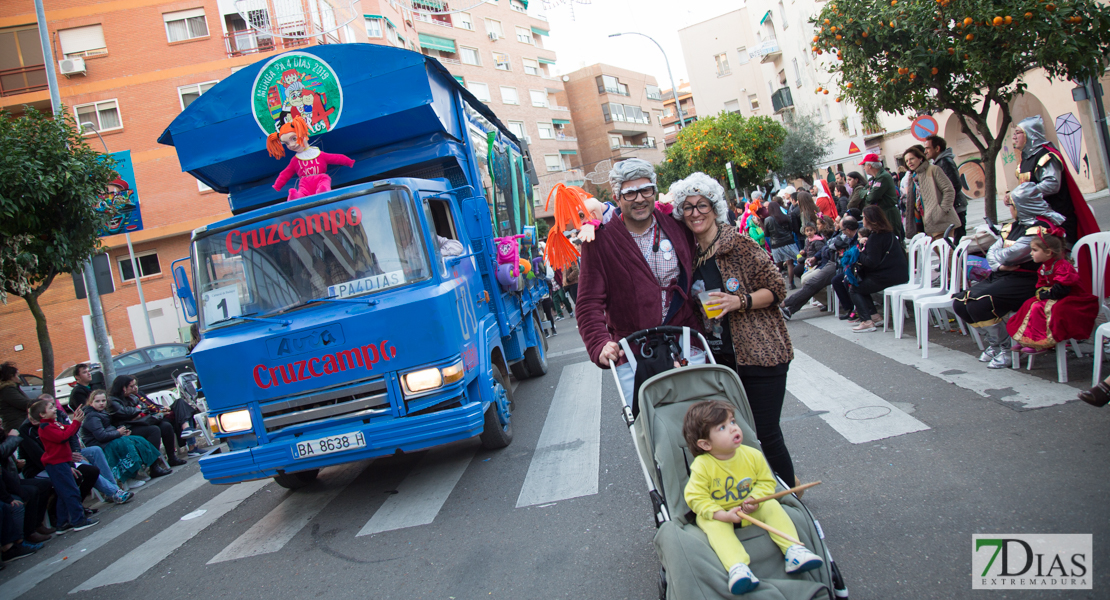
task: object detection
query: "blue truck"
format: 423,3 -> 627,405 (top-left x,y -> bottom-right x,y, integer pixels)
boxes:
160,44 -> 550,487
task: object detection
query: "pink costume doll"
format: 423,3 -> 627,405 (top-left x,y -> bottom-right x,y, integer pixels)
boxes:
268,116 -> 355,201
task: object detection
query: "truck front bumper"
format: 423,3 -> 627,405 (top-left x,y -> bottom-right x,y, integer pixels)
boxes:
198,397 -> 483,485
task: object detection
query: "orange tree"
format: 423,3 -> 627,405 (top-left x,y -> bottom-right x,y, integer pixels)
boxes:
814,0 -> 1110,221
657,112 -> 787,192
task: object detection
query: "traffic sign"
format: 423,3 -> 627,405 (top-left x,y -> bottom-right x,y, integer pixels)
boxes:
911,115 -> 939,141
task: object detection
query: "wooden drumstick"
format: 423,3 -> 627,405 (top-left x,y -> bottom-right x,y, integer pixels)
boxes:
750,481 -> 822,504
734,511 -> 803,547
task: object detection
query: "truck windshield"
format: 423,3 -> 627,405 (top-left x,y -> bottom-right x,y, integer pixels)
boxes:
194,188 -> 429,330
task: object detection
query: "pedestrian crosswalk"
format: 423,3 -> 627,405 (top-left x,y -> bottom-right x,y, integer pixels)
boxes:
0,338 -> 1081,597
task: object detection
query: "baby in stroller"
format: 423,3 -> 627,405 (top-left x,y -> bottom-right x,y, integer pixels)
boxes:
683,400 -> 823,595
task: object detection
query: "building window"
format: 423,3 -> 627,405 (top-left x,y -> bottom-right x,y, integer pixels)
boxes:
537,123 -> 554,139
164,8 -> 209,43
748,94 -> 760,112
500,86 -> 518,104
178,81 -> 218,110
793,58 -> 802,87
506,121 -> 526,138
493,52 -> 511,71
596,75 -> 628,96
485,19 -> 503,38
385,19 -> 399,45
724,99 -> 740,114
544,154 -> 563,172
609,135 -> 622,150
715,53 -> 731,77
529,90 -> 547,107
460,46 -> 480,65
778,2 -> 789,28
645,137 -> 656,148
522,58 -> 540,75
516,26 -> 533,44
75,99 -> 121,132
663,125 -> 676,135
58,24 -> 107,58
118,251 -> 161,282
645,85 -> 662,101
822,102 -> 831,122
366,18 -> 383,38
510,0 -> 527,13
736,46 -> 750,65
468,81 -> 490,102
664,106 -> 674,118
456,12 -> 473,30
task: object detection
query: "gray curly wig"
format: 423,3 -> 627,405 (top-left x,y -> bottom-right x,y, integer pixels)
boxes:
608,158 -> 657,197
669,172 -> 728,223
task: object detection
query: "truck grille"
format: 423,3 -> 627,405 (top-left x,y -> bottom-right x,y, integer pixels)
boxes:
260,377 -> 389,433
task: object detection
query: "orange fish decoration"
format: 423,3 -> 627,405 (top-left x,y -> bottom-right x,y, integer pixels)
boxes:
543,183 -> 591,271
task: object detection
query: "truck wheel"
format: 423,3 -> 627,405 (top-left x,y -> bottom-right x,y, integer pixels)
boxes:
273,469 -> 319,489
479,368 -> 513,449
509,360 -> 530,380
523,314 -> 548,376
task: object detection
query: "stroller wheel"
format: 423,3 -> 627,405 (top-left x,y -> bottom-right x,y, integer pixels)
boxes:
657,565 -> 667,600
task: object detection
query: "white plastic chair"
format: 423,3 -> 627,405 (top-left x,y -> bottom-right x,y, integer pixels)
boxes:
882,234 -> 929,332
915,239 -> 974,358
895,237 -> 953,339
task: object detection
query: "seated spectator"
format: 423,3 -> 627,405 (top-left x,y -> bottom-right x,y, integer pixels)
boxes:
30,399 -> 98,533
781,216 -> 858,320
792,222 -> 826,281
108,376 -> 186,467
0,362 -> 33,437
67,363 -> 95,414
847,206 -> 909,333
81,390 -> 170,484
1,417 -> 53,549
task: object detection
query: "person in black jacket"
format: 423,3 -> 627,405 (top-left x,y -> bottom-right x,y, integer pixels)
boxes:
0,418 -> 53,545
848,206 -> 909,332
764,199 -> 799,289
108,376 -> 186,467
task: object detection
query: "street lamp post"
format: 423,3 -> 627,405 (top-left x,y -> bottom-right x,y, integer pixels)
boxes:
608,32 -> 686,129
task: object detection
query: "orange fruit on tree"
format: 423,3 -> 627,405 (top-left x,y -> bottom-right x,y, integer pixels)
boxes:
836,97 -> 842,102
909,73 -> 916,80
931,67 -> 939,74
947,47 -> 955,54
823,89 -> 830,94
1025,12 -> 1033,19
816,86 -> 823,92
862,31 -> 869,37
993,16 -> 1003,26
836,34 -> 843,40
846,82 -> 854,88
1004,15 -> 1013,24
1046,3 -> 1055,11
813,35 -> 820,42
963,16 -> 973,25
824,18 -> 831,24
966,33 -> 974,40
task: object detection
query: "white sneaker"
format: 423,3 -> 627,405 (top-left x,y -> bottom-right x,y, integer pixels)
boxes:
988,350 -> 1012,369
978,346 -> 998,362
728,563 -> 759,594
126,479 -> 146,489
784,544 -> 824,574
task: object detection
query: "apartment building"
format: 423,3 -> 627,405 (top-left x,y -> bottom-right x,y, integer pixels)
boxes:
396,1 -> 575,215
0,0 -> 405,373
660,80 -> 695,147
561,63 -> 665,197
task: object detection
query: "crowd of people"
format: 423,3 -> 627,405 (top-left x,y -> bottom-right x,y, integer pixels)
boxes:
0,361 -> 205,567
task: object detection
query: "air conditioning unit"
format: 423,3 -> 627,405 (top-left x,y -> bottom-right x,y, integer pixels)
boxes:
58,56 -> 86,77
488,32 -> 500,41
523,135 -> 532,143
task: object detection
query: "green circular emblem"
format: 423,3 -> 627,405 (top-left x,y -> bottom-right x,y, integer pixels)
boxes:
251,51 -> 343,137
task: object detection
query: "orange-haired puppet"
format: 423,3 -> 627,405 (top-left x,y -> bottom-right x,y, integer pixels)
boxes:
542,183 -> 617,271
268,115 -> 355,201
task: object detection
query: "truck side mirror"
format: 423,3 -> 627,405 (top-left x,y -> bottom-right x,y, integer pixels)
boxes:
172,261 -> 198,321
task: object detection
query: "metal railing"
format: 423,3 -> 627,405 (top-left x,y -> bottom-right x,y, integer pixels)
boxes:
224,31 -> 310,58
549,105 -> 570,112
555,133 -> 577,141
0,64 -> 48,97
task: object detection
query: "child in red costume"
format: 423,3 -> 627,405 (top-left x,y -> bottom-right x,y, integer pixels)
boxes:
268,116 -> 354,201
1008,226 -> 1099,353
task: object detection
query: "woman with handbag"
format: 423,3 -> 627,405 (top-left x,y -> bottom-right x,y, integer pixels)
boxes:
849,206 -> 909,332
108,376 -> 186,466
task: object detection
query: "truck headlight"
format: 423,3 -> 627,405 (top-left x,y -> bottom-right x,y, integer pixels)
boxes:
217,409 -> 253,433
402,360 -> 465,395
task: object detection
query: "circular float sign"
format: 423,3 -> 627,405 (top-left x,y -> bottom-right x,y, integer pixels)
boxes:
911,115 -> 939,142
251,51 -> 343,138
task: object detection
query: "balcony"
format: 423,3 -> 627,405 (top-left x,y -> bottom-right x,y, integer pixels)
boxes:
555,133 -> 577,142
771,87 -> 794,114
0,65 -> 48,97
224,31 -> 309,58
750,38 -> 782,64
549,105 -> 570,112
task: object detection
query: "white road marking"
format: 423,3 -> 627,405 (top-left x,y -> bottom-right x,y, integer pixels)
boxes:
208,461 -> 367,564
805,315 -> 1072,409
516,361 -> 601,508
0,473 -> 208,600
71,479 -> 269,592
356,440 -> 477,536
787,349 -> 931,444
547,348 -> 587,359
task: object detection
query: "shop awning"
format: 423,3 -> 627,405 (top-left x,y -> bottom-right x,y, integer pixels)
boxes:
453,75 -> 464,84
419,33 -> 456,53
537,57 -> 556,65
531,26 -> 549,36
552,118 -> 571,125
559,149 -> 577,155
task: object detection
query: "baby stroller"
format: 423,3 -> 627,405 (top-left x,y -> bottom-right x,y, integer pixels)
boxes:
612,326 -> 848,600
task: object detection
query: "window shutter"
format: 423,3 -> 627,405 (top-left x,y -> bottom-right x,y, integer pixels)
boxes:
58,25 -> 106,55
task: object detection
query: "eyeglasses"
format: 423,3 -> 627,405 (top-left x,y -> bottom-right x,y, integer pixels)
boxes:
682,202 -> 713,215
620,185 -> 657,202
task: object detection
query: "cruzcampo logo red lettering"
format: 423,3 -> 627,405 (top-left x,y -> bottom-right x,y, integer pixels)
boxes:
226,206 -> 362,255
252,340 -> 396,389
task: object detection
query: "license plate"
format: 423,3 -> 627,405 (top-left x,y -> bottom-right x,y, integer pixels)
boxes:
292,431 -> 366,459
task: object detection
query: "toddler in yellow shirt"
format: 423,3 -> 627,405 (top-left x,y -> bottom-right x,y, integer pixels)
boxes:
682,400 -> 823,594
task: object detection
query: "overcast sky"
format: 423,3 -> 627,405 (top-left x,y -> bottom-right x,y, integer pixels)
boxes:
535,0 -> 748,89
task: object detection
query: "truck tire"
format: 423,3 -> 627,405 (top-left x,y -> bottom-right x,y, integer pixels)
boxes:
273,469 -> 319,489
523,314 -> 548,376
509,360 -> 530,380
479,368 -> 513,449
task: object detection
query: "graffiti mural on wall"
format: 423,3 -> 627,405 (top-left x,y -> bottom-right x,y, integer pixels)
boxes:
1054,112 -> 1084,174
958,158 -> 987,199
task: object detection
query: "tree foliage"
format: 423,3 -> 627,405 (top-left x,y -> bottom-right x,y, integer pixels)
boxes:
0,107 -> 118,391
657,112 -> 788,191
813,0 -> 1110,220
778,112 -> 833,181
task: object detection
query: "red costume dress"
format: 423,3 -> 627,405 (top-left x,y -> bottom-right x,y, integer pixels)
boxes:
1007,257 -> 1099,349
272,147 -> 356,201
